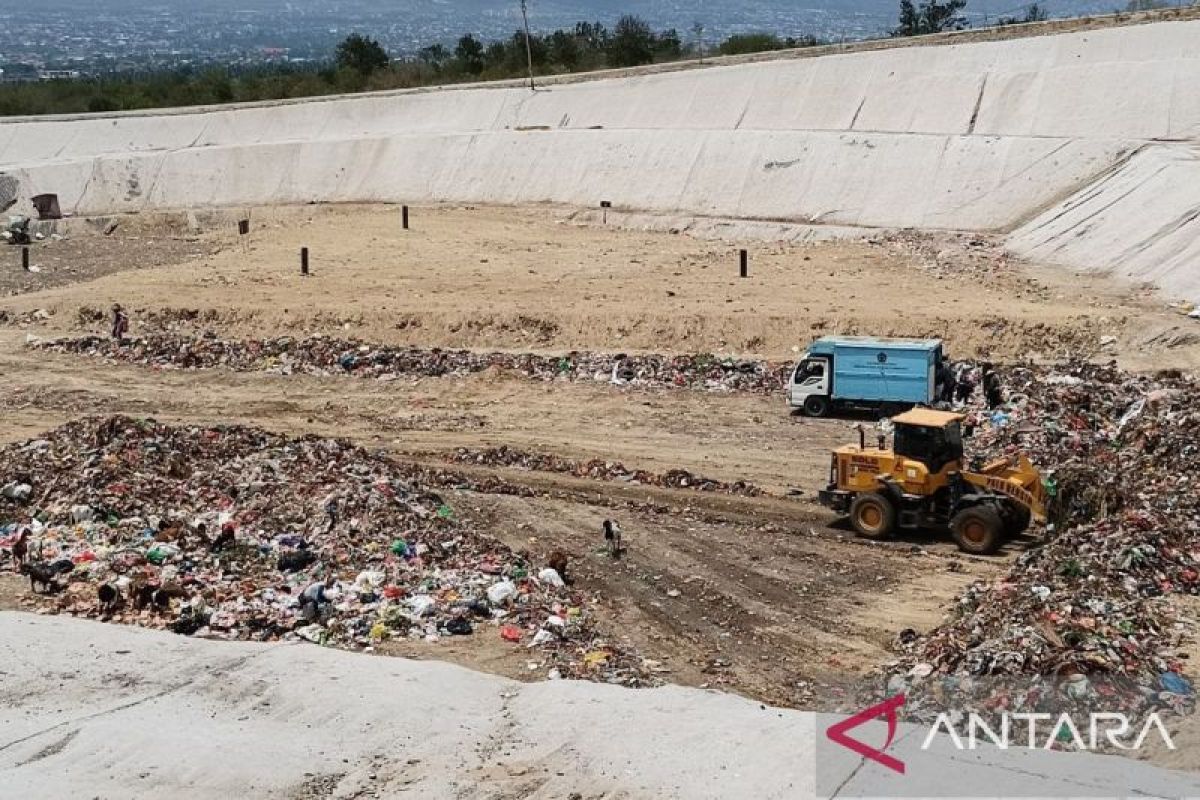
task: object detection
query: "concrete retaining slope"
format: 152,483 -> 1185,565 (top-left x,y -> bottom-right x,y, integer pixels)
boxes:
0,21 -> 1197,234
1,612 -> 1198,799
1008,144 -> 1200,303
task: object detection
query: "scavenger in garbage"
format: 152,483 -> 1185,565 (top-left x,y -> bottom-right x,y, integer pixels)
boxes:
299,573 -> 337,625
938,360 -> 957,404
602,519 -> 623,558
210,521 -> 236,552
320,490 -> 340,533
954,364 -> 976,405
982,363 -> 1004,409
111,304 -> 130,343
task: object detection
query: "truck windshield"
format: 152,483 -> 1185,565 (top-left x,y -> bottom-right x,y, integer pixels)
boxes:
795,360 -> 824,383
894,422 -> 964,473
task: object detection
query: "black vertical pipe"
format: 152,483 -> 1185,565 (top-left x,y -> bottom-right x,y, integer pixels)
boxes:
402,205 -> 409,230
301,247 -> 309,276
739,249 -> 748,278
22,247 -> 30,272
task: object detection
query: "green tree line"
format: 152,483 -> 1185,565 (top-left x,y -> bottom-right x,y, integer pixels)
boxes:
5,0 -> 1087,117
0,18 -> 825,117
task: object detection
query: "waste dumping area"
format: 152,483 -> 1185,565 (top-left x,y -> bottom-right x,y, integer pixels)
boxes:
35,333 -> 789,393
0,416 -> 651,685
885,362 -> 1199,728
447,445 -> 764,497
3,202 -> 1200,773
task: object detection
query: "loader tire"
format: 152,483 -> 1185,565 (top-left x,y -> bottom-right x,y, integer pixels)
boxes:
1002,503 -> 1032,537
951,506 -> 1004,555
804,395 -> 830,418
850,493 -> 896,540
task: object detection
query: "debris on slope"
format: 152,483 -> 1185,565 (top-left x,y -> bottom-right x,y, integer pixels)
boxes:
33,334 -> 789,394
886,363 -> 1198,726
448,446 -> 764,497
0,416 -> 652,685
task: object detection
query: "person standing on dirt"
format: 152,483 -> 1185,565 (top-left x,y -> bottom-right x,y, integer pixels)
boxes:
603,519 -> 623,558
111,303 -> 129,343
982,363 -> 1004,409
939,360 -> 957,404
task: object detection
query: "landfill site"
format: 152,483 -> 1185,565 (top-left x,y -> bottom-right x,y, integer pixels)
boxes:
3,13 -> 1200,800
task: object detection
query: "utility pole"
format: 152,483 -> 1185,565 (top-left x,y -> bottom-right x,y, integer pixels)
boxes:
520,0 -> 535,90
692,21 -> 705,63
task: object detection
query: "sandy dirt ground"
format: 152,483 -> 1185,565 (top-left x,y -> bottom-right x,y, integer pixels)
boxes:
0,202 -> 1194,715
2,204 -> 1197,367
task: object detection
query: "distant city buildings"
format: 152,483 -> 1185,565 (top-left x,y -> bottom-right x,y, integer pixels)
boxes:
0,0 -> 1110,78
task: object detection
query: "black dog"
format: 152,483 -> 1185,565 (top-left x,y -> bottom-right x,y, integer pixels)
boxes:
21,560 -> 73,593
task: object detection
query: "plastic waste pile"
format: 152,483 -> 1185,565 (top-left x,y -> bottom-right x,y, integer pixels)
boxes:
886,362 -> 1199,728
449,446 -> 763,497
36,334 -> 789,394
0,416 -> 651,685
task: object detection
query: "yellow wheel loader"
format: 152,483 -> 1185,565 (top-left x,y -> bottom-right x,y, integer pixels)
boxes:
817,409 -> 1047,555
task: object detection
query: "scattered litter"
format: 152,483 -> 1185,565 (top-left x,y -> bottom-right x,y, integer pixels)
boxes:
0,416 -> 652,686
449,445 -> 763,497
885,362 -> 1200,731
34,335 -> 790,395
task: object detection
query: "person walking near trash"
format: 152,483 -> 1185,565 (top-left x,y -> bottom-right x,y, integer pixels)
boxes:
110,303 -> 129,343
320,490 -> 340,533
299,573 -> 337,625
982,363 -> 1004,409
602,519 -> 623,558
939,361 -> 957,404
954,364 -> 976,405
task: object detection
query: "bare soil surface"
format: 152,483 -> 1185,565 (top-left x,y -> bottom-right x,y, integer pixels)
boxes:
0,215 -> 218,297
0,202 -> 1191,713
2,204 -> 1196,368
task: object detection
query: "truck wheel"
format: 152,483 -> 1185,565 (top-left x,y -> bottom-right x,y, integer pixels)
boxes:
951,506 -> 1004,555
1002,503 -> 1032,537
850,493 -> 896,540
803,396 -> 830,418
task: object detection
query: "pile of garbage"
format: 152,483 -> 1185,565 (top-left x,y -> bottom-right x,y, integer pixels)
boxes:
0,416 -> 652,685
886,362 -> 1199,727
35,334 -> 789,394
448,446 -> 763,497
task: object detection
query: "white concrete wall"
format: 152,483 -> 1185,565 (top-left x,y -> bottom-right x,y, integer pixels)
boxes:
1008,144 -> 1200,302
0,21 -> 1197,265
3,613 -> 1198,799
0,130 -> 1126,229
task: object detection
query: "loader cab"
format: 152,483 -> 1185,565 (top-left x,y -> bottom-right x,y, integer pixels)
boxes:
891,408 -> 964,475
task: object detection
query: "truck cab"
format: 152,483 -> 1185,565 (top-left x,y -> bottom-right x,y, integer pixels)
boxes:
788,357 -> 830,416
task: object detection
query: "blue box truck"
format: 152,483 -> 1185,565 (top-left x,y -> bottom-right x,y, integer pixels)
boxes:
787,336 -> 945,417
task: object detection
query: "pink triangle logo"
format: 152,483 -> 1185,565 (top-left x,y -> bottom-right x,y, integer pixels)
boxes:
826,694 -> 907,774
